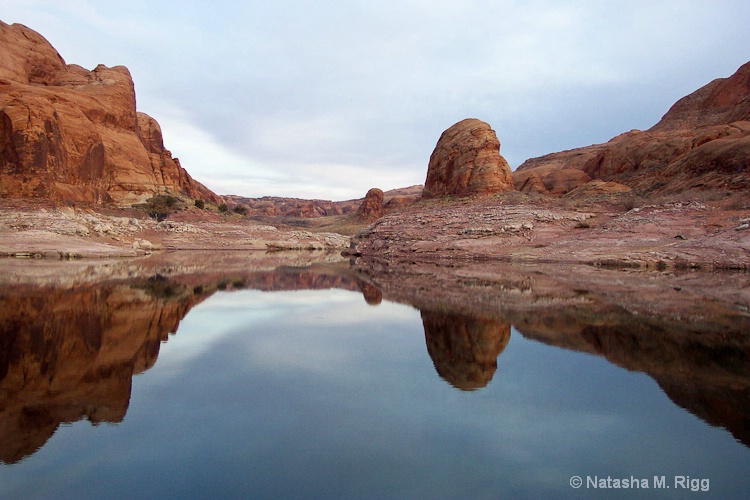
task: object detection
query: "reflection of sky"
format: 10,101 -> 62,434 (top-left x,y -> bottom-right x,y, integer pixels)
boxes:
1,289 -> 749,499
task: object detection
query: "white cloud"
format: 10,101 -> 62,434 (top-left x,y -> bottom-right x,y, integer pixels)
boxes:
2,0 -> 749,199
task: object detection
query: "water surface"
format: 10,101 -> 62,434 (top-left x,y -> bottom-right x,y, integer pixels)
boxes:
0,255 -> 748,498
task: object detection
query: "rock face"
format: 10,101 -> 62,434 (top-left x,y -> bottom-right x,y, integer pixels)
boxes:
355,188 -> 385,221
0,22 -> 221,205
515,61 -> 750,195
423,118 -> 514,198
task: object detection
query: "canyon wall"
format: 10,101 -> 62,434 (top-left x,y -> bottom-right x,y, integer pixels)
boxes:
0,21 -> 222,206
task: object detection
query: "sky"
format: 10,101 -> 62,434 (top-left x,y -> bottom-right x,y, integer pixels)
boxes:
1,1 -> 749,200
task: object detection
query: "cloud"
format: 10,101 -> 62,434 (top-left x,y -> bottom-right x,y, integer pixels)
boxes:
2,0 -> 750,199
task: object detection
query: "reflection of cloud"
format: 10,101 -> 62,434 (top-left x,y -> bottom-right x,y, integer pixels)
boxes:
167,289 -> 417,375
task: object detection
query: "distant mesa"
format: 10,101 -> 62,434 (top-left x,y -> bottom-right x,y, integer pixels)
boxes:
515,61 -> 750,196
225,185 -> 423,220
356,187 -> 385,222
423,118 -> 514,198
0,21 -> 221,206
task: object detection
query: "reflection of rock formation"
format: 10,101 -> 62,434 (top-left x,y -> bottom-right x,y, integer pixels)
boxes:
657,377 -> 750,447
358,281 -> 383,305
354,259 -> 750,445
516,317 -> 750,447
574,324 -> 750,447
0,277 -> 209,464
0,256 -> 366,464
421,310 -> 510,391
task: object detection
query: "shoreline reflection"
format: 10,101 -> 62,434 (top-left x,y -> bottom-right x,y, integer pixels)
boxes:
1,252 -> 749,465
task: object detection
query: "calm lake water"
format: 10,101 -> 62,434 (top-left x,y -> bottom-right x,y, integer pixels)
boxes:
1,256 -> 749,498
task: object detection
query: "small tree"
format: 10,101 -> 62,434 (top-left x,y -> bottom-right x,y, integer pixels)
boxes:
194,199 -> 205,209
233,205 -> 248,216
145,194 -> 180,221
218,203 -> 228,213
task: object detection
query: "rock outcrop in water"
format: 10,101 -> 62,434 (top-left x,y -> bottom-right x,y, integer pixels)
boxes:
514,61 -> 750,195
423,118 -> 514,198
0,21 -> 221,206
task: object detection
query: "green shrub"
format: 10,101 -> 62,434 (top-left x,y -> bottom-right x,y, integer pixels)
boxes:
233,205 -> 248,216
144,194 -> 181,221
218,203 -> 228,213
194,199 -> 205,209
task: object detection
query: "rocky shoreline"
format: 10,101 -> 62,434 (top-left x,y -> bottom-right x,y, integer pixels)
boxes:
2,193 -> 748,273
0,200 -> 350,259
349,194 -> 750,271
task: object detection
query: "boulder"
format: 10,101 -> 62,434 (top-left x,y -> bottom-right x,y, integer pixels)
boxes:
515,171 -> 549,195
541,168 -> 592,195
423,118 -> 514,198
0,21 -> 222,206
356,187 -> 385,222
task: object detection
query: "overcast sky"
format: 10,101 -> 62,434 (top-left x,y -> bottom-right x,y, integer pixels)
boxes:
2,1 -> 749,200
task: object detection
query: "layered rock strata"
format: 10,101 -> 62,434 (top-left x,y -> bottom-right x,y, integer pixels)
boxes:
423,118 -> 514,198
0,21 -> 221,205
514,61 -> 750,196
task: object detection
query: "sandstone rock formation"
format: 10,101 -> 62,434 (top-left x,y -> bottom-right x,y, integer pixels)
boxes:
514,61 -> 750,196
423,118 -> 514,198
225,186 -> 423,220
224,196 -> 356,218
355,187 -> 385,222
0,21 -> 221,206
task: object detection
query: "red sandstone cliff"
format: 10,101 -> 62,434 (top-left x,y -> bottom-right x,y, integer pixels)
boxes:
514,61 -> 750,196
0,21 -> 222,206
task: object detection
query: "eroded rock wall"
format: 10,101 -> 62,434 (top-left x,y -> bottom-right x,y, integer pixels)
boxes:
0,21 -> 221,206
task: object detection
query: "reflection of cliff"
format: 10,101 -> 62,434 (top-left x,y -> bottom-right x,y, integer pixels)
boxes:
577,324 -> 750,447
354,260 -> 750,446
0,258 -> 366,464
0,277 -> 209,464
421,310 -> 510,391
514,318 -> 750,446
